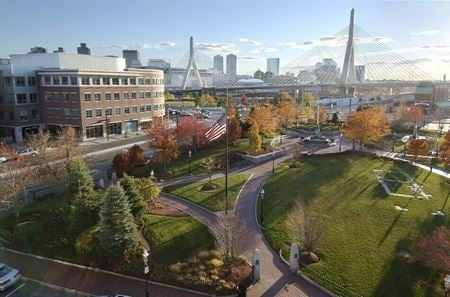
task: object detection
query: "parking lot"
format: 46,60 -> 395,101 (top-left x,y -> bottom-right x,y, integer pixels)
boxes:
0,278 -> 89,297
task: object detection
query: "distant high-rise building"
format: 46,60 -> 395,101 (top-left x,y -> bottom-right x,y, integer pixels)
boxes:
29,47 -> 47,54
122,50 -> 142,68
77,43 -> 91,55
267,58 -> 280,76
253,69 -> 264,80
355,65 -> 365,83
315,58 -> 339,83
147,59 -> 170,69
213,55 -> 224,74
53,47 -> 64,53
226,54 -> 237,76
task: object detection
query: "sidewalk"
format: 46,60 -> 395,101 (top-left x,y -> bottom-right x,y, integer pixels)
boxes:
0,247 -> 208,297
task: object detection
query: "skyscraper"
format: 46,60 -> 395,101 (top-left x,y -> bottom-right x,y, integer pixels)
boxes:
226,54 -> 237,76
213,55 -> 224,74
122,50 -> 142,68
267,58 -> 280,76
77,43 -> 91,55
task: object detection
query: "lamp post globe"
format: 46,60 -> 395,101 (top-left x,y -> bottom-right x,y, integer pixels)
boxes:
188,150 -> 192,176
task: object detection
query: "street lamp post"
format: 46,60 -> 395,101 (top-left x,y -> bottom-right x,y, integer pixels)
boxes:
339,133 -> 343,152
392,132 -> 396,153
404,140 -> 407,158
105,113 -> 110,141
260,188 -> 265,224
272,152 -> 275,173
150,170 -> 154,180
188,150 -> 192,176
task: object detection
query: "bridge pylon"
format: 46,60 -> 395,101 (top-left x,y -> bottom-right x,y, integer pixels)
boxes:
181,36 -> 203,89
340,8 -> 357,97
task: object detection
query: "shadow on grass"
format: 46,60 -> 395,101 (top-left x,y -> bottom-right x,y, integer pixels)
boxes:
378,197 -> 413,245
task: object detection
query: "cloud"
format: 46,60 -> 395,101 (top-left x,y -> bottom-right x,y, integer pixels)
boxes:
319,36 -> 336,41
239,56 -> 264,60
239,38 -> 262,46
409,30 -> 440,36
196,42 -> 237,53
421,44 -> 450,49
158,41 -> 176,48
281,35 -> 393,49
249,47 -> 277,53
96,44 -> 128,50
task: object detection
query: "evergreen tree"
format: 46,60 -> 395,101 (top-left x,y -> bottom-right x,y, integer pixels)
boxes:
67,157 -> 99,237
98,183 -> 141,260
120,175 -> 146,224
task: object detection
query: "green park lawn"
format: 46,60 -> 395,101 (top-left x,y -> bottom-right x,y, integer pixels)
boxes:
143,214 -> 216,263
298,123 -> 340,132
260,153 -> 449,297
163,173 -> 251,212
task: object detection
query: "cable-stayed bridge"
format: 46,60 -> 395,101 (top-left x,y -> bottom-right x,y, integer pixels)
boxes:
169,9 -> 432,96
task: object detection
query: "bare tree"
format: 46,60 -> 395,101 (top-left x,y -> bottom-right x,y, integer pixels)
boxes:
217,214 -> 251,259
286,202 -> 324,252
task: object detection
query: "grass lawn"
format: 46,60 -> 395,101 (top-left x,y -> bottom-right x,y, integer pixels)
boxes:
298,123 -> 340,132
163,173 -> 251,212
260,153 -> 449,297
130,136 -> 275,179
143,214 -> 216,263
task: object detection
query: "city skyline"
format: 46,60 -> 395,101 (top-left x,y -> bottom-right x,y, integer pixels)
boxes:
1,0 -> 449,78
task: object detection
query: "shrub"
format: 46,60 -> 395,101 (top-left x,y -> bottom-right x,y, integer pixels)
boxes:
169,262 -> 183,274
208,258 -> 224,269
75,224 -> 100,256
197,250 -> 210,260
14,221 -> 41,245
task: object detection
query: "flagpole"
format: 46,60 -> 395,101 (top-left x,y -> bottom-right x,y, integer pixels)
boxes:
225,88 -> 229,216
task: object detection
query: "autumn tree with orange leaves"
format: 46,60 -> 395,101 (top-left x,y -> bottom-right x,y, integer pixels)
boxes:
406,138 -> 429,159
247,105 -> 277,145
342,107 -> 390,148
277,100 -> 296,131
146,118 -> 179,174
439,131 -> 450,166
175,116 -> 208,152
416,226 -> 450,271
227,99 -> 241,144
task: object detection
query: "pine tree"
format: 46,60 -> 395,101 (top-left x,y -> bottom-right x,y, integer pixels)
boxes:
67,157 -> 99,237
120,175 -> 146,224
98,183 -> 141,260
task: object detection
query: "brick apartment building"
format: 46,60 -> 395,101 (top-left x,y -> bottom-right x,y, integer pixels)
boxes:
0,47 -> 165,143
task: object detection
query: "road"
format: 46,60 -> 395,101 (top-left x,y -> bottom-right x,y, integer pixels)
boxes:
0,278 -> 87,297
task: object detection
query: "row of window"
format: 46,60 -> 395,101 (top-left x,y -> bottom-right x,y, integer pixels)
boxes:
4,76 -> 36,87
2,93 -> 38,105
83,91 -> 163,101
0,110 -> 39,121
47,108 -> 79,118
43,75 -> 163,86
85,104 -> 164,118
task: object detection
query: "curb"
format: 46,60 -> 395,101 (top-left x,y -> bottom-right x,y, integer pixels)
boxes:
0,247 -> 211,296
232,172 -> 254,215
160,192 -> 217,217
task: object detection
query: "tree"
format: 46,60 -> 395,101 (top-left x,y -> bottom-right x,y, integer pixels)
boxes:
416,226 -> 450,271
286,202 -> 324,252
201,157 -> 216,184
217,214 -> 251,259
112,152 -> 130,177
67,157 -> 99,237
440,131 -> 450,166
275,92 -> 292,103
248,121 -> 261,155
175,117 -> 208,151
297,106 -> 314,123
98,183 -> 141,262
120,175 -> 146,224
247,105 -> 277,144
331,112 -> 339,125
312,105 -> 329,124
403,105 -> 424,126
128,145 -> 146,167
146,118 -> 179,174
342,107 -> 390,148
277,100 -> 296,131
57,127 -> 80,168
135,178 -> 160,205
302,92 -> 315,106
406,139 -> 429,159
240,94 -> 249,106
227,98 -> 241,144
164,92 -> 175,100
194,95 -> 208,107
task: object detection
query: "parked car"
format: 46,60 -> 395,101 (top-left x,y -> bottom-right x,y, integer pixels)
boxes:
0,155 -> 7,163
0,263 -> 22,291
18,148 -> 39,157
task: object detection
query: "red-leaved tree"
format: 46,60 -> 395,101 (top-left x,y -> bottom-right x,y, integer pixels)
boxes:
416,226 -> 450,271
146,118 -> 179,174
175,117 -> 208,152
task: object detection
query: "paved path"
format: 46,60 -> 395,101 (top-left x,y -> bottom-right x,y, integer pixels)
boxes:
0,248 -> 207,297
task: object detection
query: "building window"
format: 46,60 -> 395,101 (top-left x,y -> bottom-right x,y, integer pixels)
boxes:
70,92 -> 77,102
138,78 -> 144,85
115,107 -> 121,115
31,109 -> 39,120
86,110 -> 93,118
64,109 -> 70,118
131,92 -> 137,99
85,125 -> 103,138
53,76 -> 60,85
29,93 -> 38,103
84,93 -> 91,101
54,108 -> 61,117
9,112 -> 14,121
140,105 -> 145,112
5,77 -> 12,86
145,92 -> 151,98
81,77 -> 90,85
130,78 -> 136,85
16,94 -> 27,104
124,107 -> 130,114
102,77 -> 110,85
47,109 -> 54,117
153,105 -> 158,110
15,77 -> 26,86
94,93 -> 101,101
132,106 -> 138,114
96,109 -> 102,117
0,111 -> 4,120
106,108 -> 113,116
105,93 -> 112,100
121,78 -> 128,85
123,92 -> 129,100
53,92 -> 60,101
27,76 -> 36,86
45,92 -> 51,101
112,78 -> 119,85
139,91 -> 145,99
92,78 -> 101,85
70,76 -> 77,85
114,92 -> 120,100
146,105 -> 152,111
61,76 -> 69,85
145,79 -> 151,85
20,110 -> 28,121
71,109 -> 79,118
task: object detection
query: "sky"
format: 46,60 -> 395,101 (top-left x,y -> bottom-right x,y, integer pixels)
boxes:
1,0 -> 449,78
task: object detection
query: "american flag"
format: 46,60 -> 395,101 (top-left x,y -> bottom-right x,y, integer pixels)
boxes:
205,114 -> 226,141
